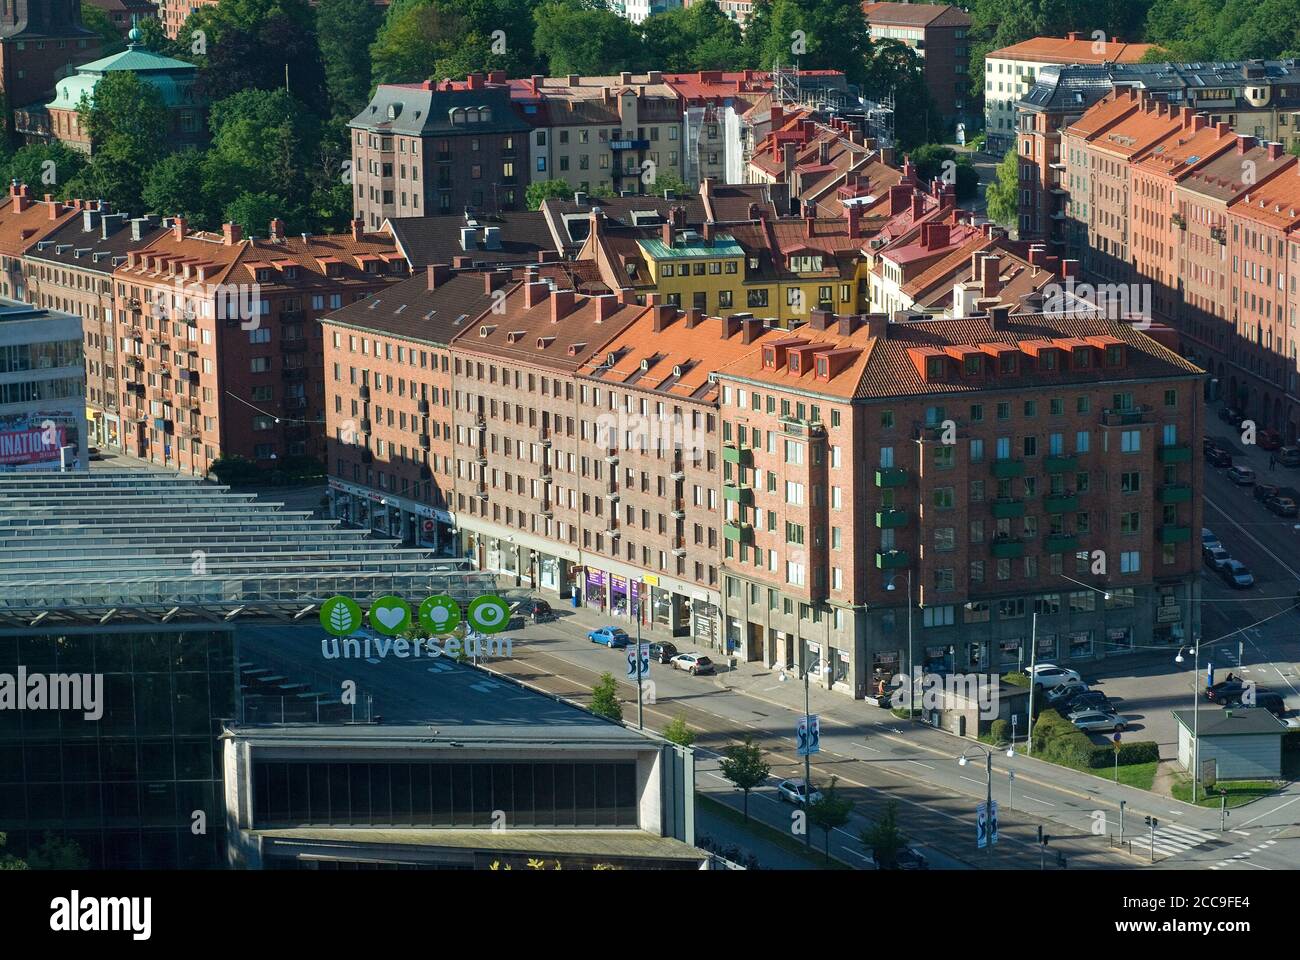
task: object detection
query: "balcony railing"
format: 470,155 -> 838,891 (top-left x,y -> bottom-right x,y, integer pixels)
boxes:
874,467 -> 908,488
990,458 -> 1025,479
874,508 -> 910,528
1045,533 -> 1078,553
1158,484 -> 1192,504
1044,492 -> 1079,513
875,549 -> 909,569
990,536 -> 1025,559
990,498 -> 1025,519
1159,524 -> 1192,543
1158,443 -> 1192,464
1099,405 -> 1153,426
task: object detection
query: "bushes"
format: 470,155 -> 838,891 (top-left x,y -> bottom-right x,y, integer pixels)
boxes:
1032,708 -> 1158,770
1002,672 -> 1030,688
988,719 -> 1010,745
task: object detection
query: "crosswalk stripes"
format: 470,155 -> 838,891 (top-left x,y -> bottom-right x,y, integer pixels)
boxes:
1211,838 -> 1278,870
1131,821 -> 1221,857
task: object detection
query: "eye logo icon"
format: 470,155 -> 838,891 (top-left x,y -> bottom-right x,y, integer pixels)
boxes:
320,596 -> 362,636
467,595 -> 510,634
419,595 -> 461,635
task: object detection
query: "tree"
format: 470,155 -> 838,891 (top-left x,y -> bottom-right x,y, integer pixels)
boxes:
526,178 -> 578,210
806,775 -> 853,862
860,798 -> 906,868
532,0 -> 644,76
143,151 -> 214,224
985,146 -> 1020,228
75,71 -> 170,211
759,0 -> 872,86
863,38 -> 942,149
644,168 -> 692,198
662,714 -> 695,747
910,144 -> 979,200
23,833 -> 90,870
134,15 -> 174,54
641,1 -> 745,72
317,0 -> 384,119
81,3 -> 127,56
371,0 -> 542,86
0,143 -> 87,195
0,832 -> 26,870
718,736 -> 769,822
590,672 -> 623,720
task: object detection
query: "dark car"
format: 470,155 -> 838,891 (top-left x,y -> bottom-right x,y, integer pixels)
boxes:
1205,446 -> 1233,468
1226,465 -> 1256,486
87,446 -> 105,461
1266,496 -> 1299,517
872,845 -> 929,870
1059,689 -> 1113,714
1254,483 -> 1281,503
519,598 -> 555,622
1247,691 -> 1287,715
1278,446 -> 1300,468
1220,407 -> 1245,427
648,641 -> 679,664
1258,429 -> 1284,451
1206,678 -> 1252,705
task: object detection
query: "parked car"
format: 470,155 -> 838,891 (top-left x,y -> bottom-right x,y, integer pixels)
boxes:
1254,483 -> 1280,503
1258,428 -> 1284,450
776,778 -> 822,806
87,446 -> 104,461
647,641 -> 678,664
1062,690 -> 1114,714
587,626 -> 631,648
870,845 -> 929,870
1227,465 -> 1257,486
1218,560 -> 1255,589
1205,446 -> 1233,468
1068,709 -> 1126,732
1202,545 -> 1231,571
1205,678 -> 1251,704
1266,496 -> 1299,517
1029,664 -> 1082,690
1220,406 -> 1246,427
670,653 -> 715,675
1251,691 -> 1287,716
1278,446 -> 1300,468
516,598 -> 555,622
1201,528 -> 1222,551
1046,680 -> 1089,705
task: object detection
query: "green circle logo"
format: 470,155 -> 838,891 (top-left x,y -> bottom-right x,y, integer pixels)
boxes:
419,595 -> 461,635
320,596 -> 362,636
369,595 -> 411,635
466,595 -> 511,634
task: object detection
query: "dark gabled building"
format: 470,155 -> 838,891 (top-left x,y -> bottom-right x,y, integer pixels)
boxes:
0,0 -> 101,123
351,82 -> 533,230
386,210 -> 562,271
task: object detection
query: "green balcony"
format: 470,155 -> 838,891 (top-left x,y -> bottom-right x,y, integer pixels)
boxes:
1043,454 -> 1078,473
1045,533 -> 1079,553
1159,524 -> 1192,544
875,508 -> 911,528
990,498 -> 1026,519
990,538 -> 1025,559
1158,443 -> 1192,464
723,520 -> 754,544
1044,493 -> 1079,513
990,458 -> 1025,479
722,483 -> 753,505
722,443 -> 752,467
875,467 -> 908,488
1158,484 -> 1193,504
875,549 -> 910,569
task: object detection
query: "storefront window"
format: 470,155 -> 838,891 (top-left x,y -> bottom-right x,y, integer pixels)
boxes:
1068,631 -> 1092,659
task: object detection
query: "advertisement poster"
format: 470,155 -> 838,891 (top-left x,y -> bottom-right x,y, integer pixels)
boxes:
0,411 -> 80,472
610,573 -> 629,617
584,569 -> 607,609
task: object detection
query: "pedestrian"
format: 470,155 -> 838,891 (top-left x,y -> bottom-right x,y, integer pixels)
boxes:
1270,454 -> 1276,471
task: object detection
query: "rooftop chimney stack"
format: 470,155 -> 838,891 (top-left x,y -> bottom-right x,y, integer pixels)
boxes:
427,263 -> 451,290
223,222 -> 242,245
269,218 -> 285,241
550,288 -> 576,323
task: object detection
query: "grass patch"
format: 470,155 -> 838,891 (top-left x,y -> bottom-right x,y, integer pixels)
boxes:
1083,759 -> 1159,790
696,794 -> 849,870
1170,778 -> 1280,807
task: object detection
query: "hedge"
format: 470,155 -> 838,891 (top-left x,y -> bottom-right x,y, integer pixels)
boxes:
1002,672 -> 1030,688
989,719 -> 1010,745
1032,708 -> 1159,770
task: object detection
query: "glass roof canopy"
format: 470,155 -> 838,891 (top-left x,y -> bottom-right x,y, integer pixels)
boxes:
0,472 -> 490,628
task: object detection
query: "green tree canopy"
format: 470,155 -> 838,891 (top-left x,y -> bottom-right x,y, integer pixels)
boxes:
526,178 -> 577,210
662,714 -> 696,747
985,146 -> 1020,228
590,672 -> 624,721
142,151 -> 213,224
758,0 -> 872,87
0,144 -> 88,197
718,736 -> 770,822
806,775 -> 853,861
371,0 -> 542,86
860,798 -> 906,868
81,2 -> 127,56
317,0 -> 384,119
532,0 -> 644,76
641,1 -> 746,72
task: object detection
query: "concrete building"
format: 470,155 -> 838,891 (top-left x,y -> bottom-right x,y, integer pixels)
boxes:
1175,708 -> 1286,781
0,299 -> 85,471
984,33 -> 1154,155
0,469 -> 499,868
712,307 -> 1205,697
862,2 -> 972,135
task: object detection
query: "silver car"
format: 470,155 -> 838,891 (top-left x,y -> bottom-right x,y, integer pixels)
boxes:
776,778 -> 823,806
1069,709 -> 1126,732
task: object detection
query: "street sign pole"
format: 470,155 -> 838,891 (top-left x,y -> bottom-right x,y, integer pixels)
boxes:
1008,770 -> 1014,811
635,600 -> 644,731
1119,799 -> 1126,847
1220,792 -> 1228,834
1026,613 -> 1038,755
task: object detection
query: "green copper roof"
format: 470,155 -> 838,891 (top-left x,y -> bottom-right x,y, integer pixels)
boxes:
638,234 -> 744,259
46,42 -> 200,112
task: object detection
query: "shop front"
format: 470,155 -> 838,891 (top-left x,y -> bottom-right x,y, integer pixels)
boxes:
584,569 -> 608,611
328,480 -> 454,551
692,597 -> 719,650
871,650 -> 901,698
644,575 -> 690,636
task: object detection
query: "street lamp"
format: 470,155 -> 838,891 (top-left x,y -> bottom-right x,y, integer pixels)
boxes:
958,743 -> 1012,860
884,571 -> 915,714
1175,639 -> 1202,802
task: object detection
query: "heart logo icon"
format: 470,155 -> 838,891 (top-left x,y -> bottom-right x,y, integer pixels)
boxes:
375,606 -> 405,629
369,595 -> 410,635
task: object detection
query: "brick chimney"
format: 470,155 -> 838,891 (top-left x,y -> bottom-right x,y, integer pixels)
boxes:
652,303 -> 675,332
722,316 -> 742,338
837,315 -> 858,336
685,308 -> 704,328
46,195 -> 60,221
595,295 -> 618,322
805,214 -> 815,238
864,313 -> 889,340
531,74 -> 544,95
910,192 -> 924,219
1062,259 -> 1080,279
889,185 -> 911,215
427,263 -> 451,289
269,217 -> 285,241
809,309 -> 832,331
550,288 -> 576,322
783,142 -> 797,183
351,217 -> 364,241
222,222 -> 242,245
703,221 -> 715,245
981,255 -> 1002,298
173,216 -> 188,241
846,202 -> 861,239
524,281 -> 550,308
990,304 -> 1012,329
741,317 -> 764,344
661,221 -> 674,246
484,268 -> 510,293
1268,142 -> 1285,160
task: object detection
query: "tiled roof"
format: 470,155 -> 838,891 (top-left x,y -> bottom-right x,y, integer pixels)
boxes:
24,211 -> 168,272
701,182 -> 784,223
1084,101 -> 1187,158
1133,121 -> 1237,179
541,194 -> 708,250
862,2 -> 971,28
988,36 -> 1155,65
387,212 -> 558,269
1228,164 -> 1300,230
0,193 -> 81,257
320,271 -> 491,345
1179,144 -> 1297,204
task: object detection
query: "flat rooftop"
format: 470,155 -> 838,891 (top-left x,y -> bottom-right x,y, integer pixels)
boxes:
0,470 -> 493,628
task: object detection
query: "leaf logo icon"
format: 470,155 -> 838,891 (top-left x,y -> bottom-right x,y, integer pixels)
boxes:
330,603 -> 353,632
321,596 -> 360,636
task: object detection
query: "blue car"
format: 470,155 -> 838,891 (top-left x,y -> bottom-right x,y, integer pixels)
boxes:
588,626 -> 631,648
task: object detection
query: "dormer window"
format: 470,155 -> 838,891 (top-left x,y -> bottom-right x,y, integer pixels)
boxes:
789,354 -> 801,373
816,357 -> 828,378
762,347 -> 776,368
283,266 -> 298,281
998,353 -> 1016,374
256,268 -> 271,283
963,355 -> 982,376
1106,344 -> 1124,366
1072,347 -> 1092,369
926,356 -> 945,379
1041,349 -> 1058,371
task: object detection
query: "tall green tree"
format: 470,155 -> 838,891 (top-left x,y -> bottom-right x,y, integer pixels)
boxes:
527,178 -> 578,210
0,143 -> 88,195
317,0 -> 384,119
590,672 -> 624,721
532,0 -> 644,76
641,1 -> 745,72
81,3 -> 127,56
143,151 -> 215,224
74,71 -> 170,211
985,146 -> 1020,228
662,714 -> 696,747
806,775 -> 853,862
861,798 -> 906,868
371,0 -> 541,86
758,0 -> 872,86
718,736 -> 770,822
863,38 -> 941,149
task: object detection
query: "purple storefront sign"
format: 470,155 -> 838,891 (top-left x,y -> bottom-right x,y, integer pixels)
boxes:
585,569 -> 607,609
610,574 -> 629,617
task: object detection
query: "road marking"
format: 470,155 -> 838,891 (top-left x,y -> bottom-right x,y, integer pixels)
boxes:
906,760 -> 934,770
1238,793 -> 1300,827
1023,795 -> 1055,806
960,776 -> 985,787
1232,829 -> 1251,836
854,742 -> 881,753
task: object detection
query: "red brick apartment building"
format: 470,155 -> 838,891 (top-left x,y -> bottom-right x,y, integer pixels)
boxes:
713,308 -> 1204,696
862,2 -> 973,134
0,184 -> 82,300
0,0 -> 101,112
112,218 -> 405,475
